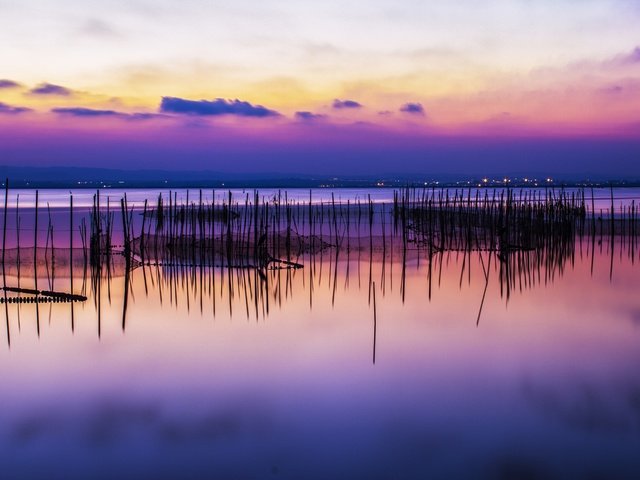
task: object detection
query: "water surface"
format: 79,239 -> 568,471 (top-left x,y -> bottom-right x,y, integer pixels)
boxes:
0,188 -> 639,479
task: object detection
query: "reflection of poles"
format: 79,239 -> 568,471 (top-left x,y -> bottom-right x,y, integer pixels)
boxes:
140,199 -> 147,265
590,188 -> 596,275
47,203 -> 54,291
476,250 -> 493,327
609,185 -> 615,281
121,196 -> 132,332
122,258 -> 130,332
372,281 -> 377,365
16,195 -> 21,330
97,263 -> 101,339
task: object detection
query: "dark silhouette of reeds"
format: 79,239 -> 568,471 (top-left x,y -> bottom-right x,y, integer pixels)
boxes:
0,186 -> 636,276
0,183 -> 639,342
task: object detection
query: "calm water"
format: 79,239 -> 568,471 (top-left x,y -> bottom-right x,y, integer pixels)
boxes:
6,186 -> 640,209
0,188 -> 639,479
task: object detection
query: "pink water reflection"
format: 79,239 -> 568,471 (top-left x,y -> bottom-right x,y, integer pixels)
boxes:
0,237 -> 639,479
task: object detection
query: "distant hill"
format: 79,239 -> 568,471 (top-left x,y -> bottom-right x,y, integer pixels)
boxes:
0,165 -> 637,189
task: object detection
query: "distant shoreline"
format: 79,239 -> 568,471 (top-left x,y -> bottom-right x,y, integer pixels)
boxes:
1,165 -> 639,189
3,180 -> 640,189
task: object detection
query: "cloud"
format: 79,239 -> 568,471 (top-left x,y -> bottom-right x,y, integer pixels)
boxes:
160,96 -> 280,118
400,102 -> 425,115
623,46 -> 640,64
0,102 -> 32,114
332,99 -> 362,109
604,46 -> 640,68
0,79 -> 21,89
600,85 -> 624,94
50,107 -> 166,121
29,83 -> 72,96
295,111 -> 327,121
128,112 -> 168,121
51,107 -> 122,117
80,18 -> 120,38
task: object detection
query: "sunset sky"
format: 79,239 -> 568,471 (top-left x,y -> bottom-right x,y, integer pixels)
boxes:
1,0 -> 639,176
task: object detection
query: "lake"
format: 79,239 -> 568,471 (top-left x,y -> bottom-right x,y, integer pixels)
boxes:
0,187 -> 639,479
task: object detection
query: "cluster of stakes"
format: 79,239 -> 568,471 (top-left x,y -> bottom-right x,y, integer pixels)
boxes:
0,180 -> 638,308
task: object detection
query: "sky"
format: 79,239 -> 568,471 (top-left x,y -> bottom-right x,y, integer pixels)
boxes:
0,0 -> 639,177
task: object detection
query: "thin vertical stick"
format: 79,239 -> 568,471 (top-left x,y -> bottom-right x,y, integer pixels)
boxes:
16,194 -> 21,324
2,178 -> 8,280
372,280 -> 377,365
34,190 -> 40,336
70,193 -> 75,332
2,179 -> 9,347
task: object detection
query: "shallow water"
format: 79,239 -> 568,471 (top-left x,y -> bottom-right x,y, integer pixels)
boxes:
0,189 -> 639,479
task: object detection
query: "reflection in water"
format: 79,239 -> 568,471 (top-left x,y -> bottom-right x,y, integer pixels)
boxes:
2,233 -> 636,340
1,188 -> 640,479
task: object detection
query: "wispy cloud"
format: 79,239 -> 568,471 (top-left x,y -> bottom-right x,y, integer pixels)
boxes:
400,102 -> 425,115
0,79 -> 21,89
332,99 -> 362,109
621,46 -> 640,65
80,18 -> 120,38
51,107 -> 165,121
600,85 -> 624,95
160,97 -> 280,118
601,45 -> 640,68
0,102 -> 32,114
52,107 -> 122,117
128,112 -> 168,121
295,111 -> 327,121
29,83 -> 72,96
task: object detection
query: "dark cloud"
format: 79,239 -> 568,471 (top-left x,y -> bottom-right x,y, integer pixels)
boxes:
0,79 -> 21,89
51,107 -> 165,121
52,107 -> 122,117
378,110 -> 393,116
295,111 -> 327,121
0,102 -> 32,114
332,99 -> 362,109
400,102 -> 425,115
160,96 -> 280,118
29,83 -> 72,96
